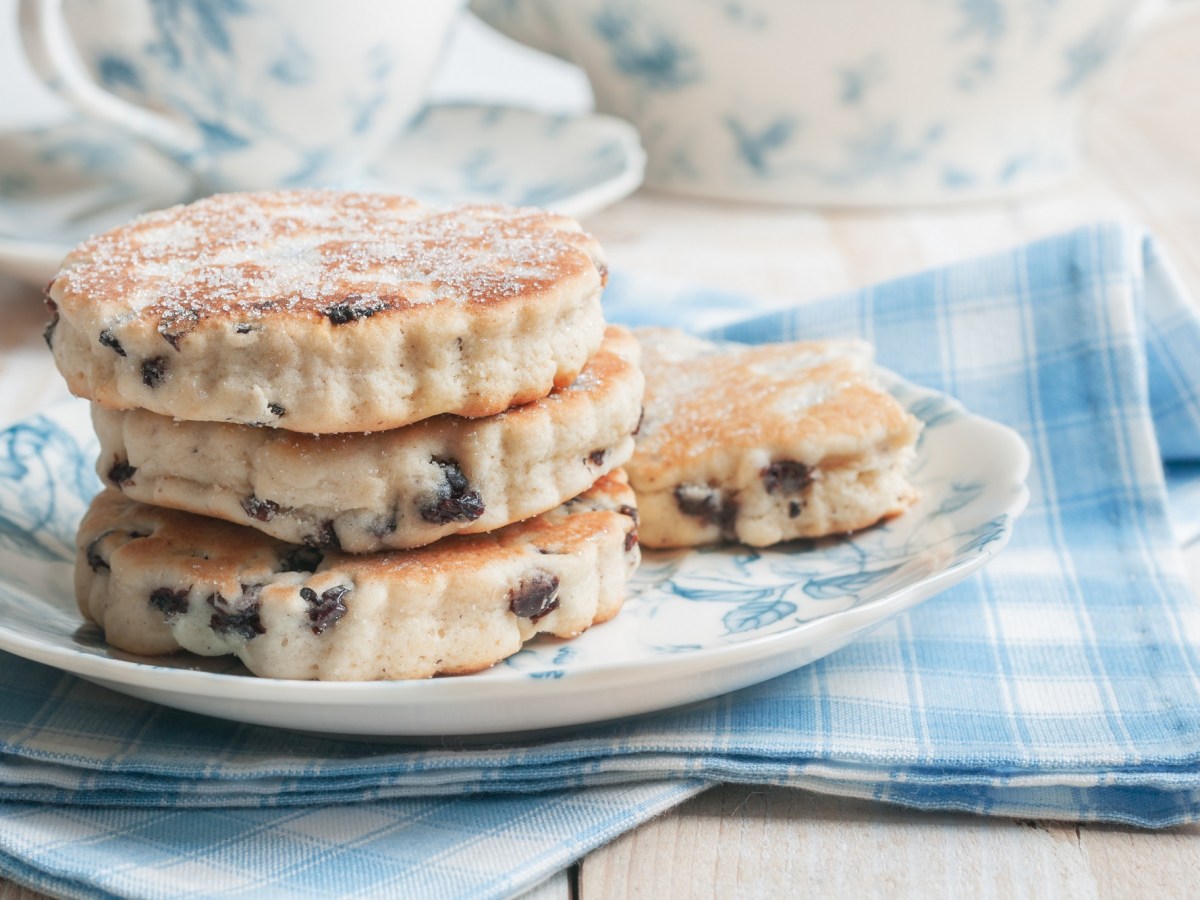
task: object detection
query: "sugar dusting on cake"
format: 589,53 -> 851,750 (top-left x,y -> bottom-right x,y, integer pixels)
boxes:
54,190 -> 606,339
634,329 -> 881,465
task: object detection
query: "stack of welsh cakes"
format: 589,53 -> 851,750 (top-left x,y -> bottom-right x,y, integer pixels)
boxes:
44,190 -> 644,680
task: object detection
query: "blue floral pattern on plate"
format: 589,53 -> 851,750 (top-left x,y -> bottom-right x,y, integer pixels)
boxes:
0,368 -> 1029,736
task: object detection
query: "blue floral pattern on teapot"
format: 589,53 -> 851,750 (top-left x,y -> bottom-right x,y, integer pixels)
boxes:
471,0 -> 1171,205
20,0 -> 464,191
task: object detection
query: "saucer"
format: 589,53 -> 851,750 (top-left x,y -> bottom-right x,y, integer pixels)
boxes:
0,105 -> 645,287
360,104 -> 645,216
0,119 -> 191,286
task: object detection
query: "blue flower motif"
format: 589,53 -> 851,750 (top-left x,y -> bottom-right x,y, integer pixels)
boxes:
956,53 -> 996,91
724,599 -> 797,634
667,576 -> 776,605
196,119 -> 251,153
97,55 -> 144,93
281,148 -> 333,187
951,0 -> 1006,90
144,0 -> 269,163
830,120 -> 945,185
839,55 -> 886,106
803,565 -> 903,600
725,115 -> 799,177
351,93 -> 387,135
998,149 -> 1057,183
0,416 -> 99,561
552,646 -> 576,665
701,0 -> 768,29
337,46 -> 397,139
501,647 -> 546,670
954,0 -> 1006,42
148,0 -> 251,68
942,166 -> 978,189
647,643 -> 706,654
658,145 -> 699,181
268,37 -> 316,86
592,7 -> 701,91
367,43 -> 395,82
956,516 -> 1011,555
938,482 -> 985,515
460,149 -> 507,196
1059,15 -> 1126,94
192,0 -> 252,55
907,394 -> 962,429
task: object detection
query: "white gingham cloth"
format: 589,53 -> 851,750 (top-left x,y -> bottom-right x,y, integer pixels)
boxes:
2,223 -> 1199,898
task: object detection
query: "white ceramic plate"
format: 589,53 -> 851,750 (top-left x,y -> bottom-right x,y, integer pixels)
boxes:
0,376 -> 1028,736
0,105 -> 645,286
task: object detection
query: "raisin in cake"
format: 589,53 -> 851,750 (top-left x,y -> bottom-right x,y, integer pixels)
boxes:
76,471 -> 640,680
626,328 -> 921,548
91,326 -> 644,552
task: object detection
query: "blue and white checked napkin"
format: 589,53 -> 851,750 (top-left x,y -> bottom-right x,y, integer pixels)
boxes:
2,222 -> 1200,899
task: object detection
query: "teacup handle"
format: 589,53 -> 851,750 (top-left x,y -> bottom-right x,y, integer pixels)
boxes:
18,0 -> 201,165
469,0 -> 572,61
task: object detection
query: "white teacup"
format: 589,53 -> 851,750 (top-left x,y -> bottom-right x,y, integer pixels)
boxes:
20,0 -> 464,192
472,0 -> 1190,206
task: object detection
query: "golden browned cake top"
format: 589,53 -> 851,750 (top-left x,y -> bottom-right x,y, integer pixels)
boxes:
633,329 -> 919,484
50,189 -> 606,339
83,470 -> 636,590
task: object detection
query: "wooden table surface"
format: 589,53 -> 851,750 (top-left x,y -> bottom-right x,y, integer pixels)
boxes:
3,14 -> 1200,900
